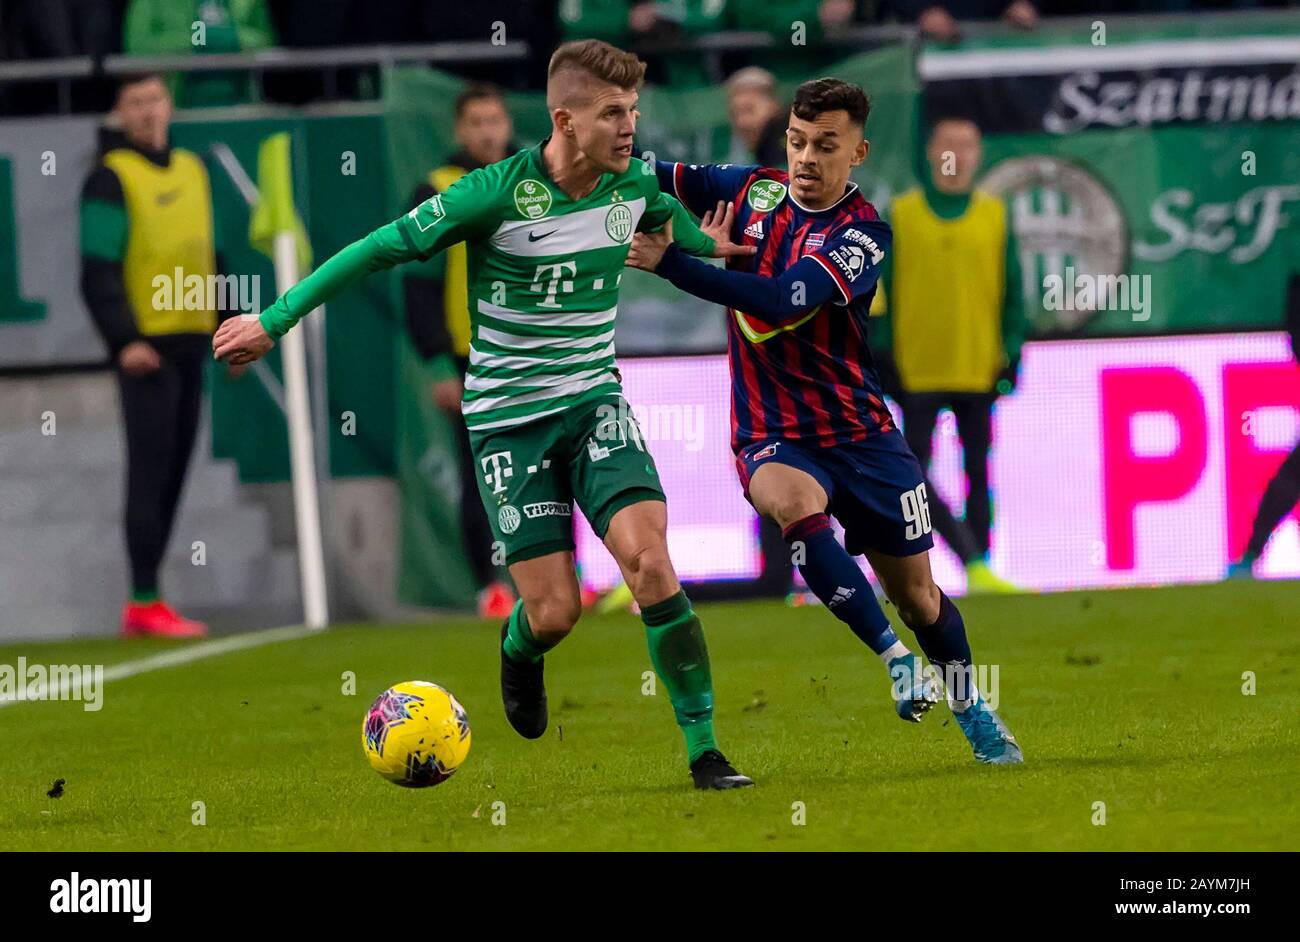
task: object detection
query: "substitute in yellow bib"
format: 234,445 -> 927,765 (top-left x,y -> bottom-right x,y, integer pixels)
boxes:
872,116 -> 1027,593
402,83 -> 519,620
79,72 -> 233,638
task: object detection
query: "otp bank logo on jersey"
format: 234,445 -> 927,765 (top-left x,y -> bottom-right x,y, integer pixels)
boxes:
514,179 -> 553,219
747,180 -> 787,212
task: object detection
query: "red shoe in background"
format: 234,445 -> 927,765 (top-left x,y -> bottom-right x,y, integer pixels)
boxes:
476,581 -> 516,620
121,601 -> 208,639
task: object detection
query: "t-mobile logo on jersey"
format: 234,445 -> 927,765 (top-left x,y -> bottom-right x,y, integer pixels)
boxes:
481,451 -> 514,495
531,261 -> 577,309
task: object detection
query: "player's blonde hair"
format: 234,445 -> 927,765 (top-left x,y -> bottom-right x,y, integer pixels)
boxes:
547,40 -> 646,98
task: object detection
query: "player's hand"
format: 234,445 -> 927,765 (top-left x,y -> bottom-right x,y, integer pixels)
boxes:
118,340 -> 161,376
226,361 -> 250,380
431,377 -> 463,415
213,314 -> 275,366
626,220 -> 674,272
700,200 -> 757,259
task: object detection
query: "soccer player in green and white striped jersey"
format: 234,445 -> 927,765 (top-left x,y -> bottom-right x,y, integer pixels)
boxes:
213,40 -> 757,790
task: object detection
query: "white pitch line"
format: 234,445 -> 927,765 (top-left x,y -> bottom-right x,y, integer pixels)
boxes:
0,624 -> 318,708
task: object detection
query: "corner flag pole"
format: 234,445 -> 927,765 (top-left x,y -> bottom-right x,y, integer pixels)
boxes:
272,232 -> 329,631
209,137 -> 329,631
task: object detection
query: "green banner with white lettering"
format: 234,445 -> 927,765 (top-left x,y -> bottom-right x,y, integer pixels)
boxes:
919,12 -> 1300,336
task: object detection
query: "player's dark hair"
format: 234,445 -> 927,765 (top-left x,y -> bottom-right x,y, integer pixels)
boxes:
791,78 -> 870,128
547,39 -> 646,91
455,83 -> 505,120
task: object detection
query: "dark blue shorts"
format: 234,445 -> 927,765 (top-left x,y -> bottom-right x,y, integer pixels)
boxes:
736,430 -> 935,558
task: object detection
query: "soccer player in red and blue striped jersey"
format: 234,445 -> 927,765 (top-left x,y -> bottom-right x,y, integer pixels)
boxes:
629,78 -> 1021,764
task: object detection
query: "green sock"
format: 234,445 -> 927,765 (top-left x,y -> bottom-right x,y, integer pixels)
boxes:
132,589 -> 159,604
642,590 -> 718,763
502,600 -> 557,664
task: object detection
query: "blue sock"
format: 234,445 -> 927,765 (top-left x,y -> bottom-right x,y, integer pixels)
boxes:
783,513 -> 902,657
911,591 -> 978,710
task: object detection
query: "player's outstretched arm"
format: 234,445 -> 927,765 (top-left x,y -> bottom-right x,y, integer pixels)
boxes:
648,193 -> 754,260
651,158 -> 757,217
215,166 -> 499,366
627,220 -> 889,325
213,226 -> 416,365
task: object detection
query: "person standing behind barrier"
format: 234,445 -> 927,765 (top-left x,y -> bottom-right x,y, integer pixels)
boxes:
872,116 -> 1025,594
80,73 -> 233,638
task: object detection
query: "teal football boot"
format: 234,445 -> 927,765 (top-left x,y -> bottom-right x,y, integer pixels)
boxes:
888,652 -> 941,723
954,695 -> 1023,765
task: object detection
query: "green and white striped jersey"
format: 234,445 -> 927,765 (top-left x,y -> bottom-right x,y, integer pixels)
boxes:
259,141 -> 713,431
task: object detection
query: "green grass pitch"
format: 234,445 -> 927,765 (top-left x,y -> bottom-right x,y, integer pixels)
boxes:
1,579 -> 1296,851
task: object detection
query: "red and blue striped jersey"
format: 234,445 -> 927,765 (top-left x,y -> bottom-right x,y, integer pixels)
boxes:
660,161 -> 894,453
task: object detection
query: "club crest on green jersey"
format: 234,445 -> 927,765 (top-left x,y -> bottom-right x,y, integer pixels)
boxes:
605,203 -> 634,243
747,180 -> 787,213
514,179 -> 553,219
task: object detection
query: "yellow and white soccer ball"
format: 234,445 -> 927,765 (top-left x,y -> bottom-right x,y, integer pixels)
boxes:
362,681 -> 471,787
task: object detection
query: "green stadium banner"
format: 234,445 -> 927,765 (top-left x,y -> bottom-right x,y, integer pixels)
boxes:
919,13 -> 1300,337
